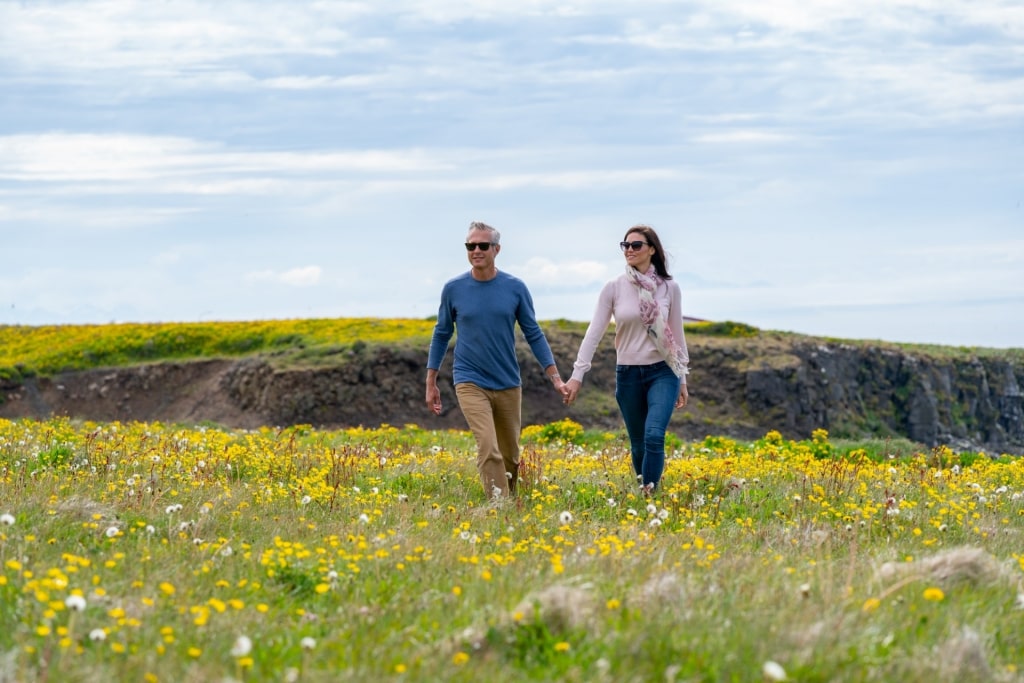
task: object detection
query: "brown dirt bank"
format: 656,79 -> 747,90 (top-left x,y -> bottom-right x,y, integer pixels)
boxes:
1,330 -> 1022,455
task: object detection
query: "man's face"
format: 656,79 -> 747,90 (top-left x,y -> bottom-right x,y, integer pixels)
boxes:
465,229 -> 499,270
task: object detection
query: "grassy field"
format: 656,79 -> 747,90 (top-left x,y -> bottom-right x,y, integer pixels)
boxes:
1,417 -> 1022,682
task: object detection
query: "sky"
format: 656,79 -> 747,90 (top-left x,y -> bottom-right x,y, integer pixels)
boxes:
1,1 -> 1022,349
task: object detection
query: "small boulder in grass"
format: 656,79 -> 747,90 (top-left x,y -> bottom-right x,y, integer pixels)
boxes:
511,584 -> 596,633
876,546 -> 1008,588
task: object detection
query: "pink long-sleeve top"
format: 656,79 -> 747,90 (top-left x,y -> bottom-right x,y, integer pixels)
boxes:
570,272 -> 689,385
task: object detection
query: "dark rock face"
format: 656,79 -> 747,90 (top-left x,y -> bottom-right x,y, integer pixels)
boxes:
2,333 -> 1022,455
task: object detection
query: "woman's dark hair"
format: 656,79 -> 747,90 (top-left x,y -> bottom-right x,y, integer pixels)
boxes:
624,224 -> 672,279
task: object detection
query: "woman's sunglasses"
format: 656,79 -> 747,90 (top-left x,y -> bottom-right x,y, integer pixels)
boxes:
620,241 -> 649,252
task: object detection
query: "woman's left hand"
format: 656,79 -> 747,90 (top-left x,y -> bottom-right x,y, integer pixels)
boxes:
675,384 -> 689,409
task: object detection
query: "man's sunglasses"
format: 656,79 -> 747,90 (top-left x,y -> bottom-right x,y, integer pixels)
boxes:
465,242 -> 495,251
620,241 -> 649,252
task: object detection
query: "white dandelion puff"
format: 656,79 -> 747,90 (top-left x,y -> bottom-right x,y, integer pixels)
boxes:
649,518 -> 662,527
763,660 -> 787,681
658,509 -> 669,520
606,498 -> 617,507
105,526 -> 120,538
559,511 -> 573,525
626,508 -> 638,517
300,636 -> 316,650
145,525 -> 155,534
398,494 -> 409,503
65,594 -> 87,611
300,495 -> 312,506
358,513 -> 370,524
646,503 -> 657,515
231,635 -> 253,657
0,513 -> 14,526
89,628 -> 106,642
1015,593 -> 1024,610
460,530 -> 472,541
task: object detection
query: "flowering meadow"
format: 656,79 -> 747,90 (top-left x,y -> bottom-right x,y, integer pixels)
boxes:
1,417 -> 1022,682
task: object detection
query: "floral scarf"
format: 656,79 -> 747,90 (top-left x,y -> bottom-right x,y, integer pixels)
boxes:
626,265 -> 689,379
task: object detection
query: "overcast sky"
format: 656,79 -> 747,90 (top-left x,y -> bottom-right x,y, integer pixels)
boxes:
1,1 -> 1021,348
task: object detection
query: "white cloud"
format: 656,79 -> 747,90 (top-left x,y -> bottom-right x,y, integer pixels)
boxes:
514,257 -> 610,287
693,131 -> 796,144
245,267 -> 322,287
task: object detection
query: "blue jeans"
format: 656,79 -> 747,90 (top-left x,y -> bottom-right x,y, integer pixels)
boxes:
615,361 -> 680,490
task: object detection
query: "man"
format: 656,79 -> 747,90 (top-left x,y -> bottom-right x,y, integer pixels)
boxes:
425,221 -> 567,499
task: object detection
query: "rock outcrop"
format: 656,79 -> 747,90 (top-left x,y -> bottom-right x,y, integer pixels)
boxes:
2,330 -> 1021,454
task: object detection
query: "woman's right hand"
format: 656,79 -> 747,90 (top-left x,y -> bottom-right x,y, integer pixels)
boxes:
563,379 -> 582,405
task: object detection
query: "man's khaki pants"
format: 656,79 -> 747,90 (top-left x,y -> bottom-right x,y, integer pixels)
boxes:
455,383 -> 522,498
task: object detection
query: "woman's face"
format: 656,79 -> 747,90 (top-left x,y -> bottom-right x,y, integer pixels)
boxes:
622,231 -> 654,272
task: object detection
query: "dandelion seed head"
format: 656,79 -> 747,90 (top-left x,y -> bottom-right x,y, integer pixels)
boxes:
762,660 -> 787,681
0,513 -> 14,526
300,636 -> 316,650
646,504 -> 657,515
65,594 -> 87,611
230,635 -> 253,657
559,511 -> 573,525
105,526 -> 119,538
606,498 -> 617,507
300,496 -> 312,506
358,514 -> 370,524
89,628 -> 106,642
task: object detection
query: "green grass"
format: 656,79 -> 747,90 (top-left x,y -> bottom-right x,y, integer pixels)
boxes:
1,418 -> 1022,682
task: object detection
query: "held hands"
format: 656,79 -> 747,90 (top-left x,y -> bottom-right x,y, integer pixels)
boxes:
548,372 -> 570,401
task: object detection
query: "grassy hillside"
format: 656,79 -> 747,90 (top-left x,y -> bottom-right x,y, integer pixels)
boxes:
3,317 -> 1018,384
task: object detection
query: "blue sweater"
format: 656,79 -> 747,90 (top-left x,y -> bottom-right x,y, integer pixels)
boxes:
427,271 -> 556,390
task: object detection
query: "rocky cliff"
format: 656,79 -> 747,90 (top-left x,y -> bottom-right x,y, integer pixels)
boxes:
2,330 -> 1022,455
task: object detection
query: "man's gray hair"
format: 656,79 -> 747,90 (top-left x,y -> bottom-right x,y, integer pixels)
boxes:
467,221 -> 501,245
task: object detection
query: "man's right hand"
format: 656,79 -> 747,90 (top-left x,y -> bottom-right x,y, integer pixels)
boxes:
426,383 -> 442,415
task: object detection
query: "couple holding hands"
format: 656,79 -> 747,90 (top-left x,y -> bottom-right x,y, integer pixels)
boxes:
425,222 -> 689,499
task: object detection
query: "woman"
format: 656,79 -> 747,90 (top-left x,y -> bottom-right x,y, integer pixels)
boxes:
563,225 -> 689,494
